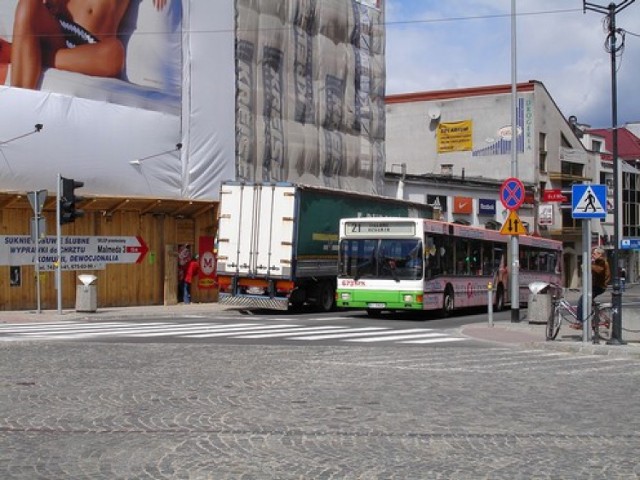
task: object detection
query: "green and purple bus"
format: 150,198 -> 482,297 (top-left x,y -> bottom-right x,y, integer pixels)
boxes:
336,217 -> 563,317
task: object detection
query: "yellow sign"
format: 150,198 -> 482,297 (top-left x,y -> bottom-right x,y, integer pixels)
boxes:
500,210 -> 527,235
437,120 -> 473,153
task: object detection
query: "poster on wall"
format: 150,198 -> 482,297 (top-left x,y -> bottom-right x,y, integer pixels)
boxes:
10,266 -> 21,287
198,236 -> 217,289
0,0 -> 235,201
437,120 -> 473,153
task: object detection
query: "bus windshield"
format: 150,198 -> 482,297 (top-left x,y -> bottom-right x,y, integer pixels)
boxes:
338,238 -> 423,281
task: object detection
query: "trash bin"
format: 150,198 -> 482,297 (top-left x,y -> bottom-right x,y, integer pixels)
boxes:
527,281 -> 553,324
76,274 -> 97,313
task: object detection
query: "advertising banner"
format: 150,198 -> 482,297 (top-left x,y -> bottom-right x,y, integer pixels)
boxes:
235,0 -> 386,195
453,196 -> 472,214
478,198 -> 496,216
0,235 -> 149,270
198,235 -> 217,289
437,120 -> 473,153
538,203 -> 553,226
0,1 -> 235,201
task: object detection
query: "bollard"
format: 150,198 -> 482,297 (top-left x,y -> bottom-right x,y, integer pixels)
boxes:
487,282 -> 494,327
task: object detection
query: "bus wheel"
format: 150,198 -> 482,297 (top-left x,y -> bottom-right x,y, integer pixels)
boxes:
366,309 -> 383,318
442,287 -> 454,317
494,285 -> 505,311
317,281 -> 335,312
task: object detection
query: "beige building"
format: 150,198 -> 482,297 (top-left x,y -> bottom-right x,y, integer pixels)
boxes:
384,80 -> 611,288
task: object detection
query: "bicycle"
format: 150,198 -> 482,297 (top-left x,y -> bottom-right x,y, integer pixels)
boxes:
542,282 -> 614,341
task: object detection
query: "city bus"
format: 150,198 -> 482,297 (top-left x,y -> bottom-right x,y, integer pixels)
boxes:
336,217 -> 563,317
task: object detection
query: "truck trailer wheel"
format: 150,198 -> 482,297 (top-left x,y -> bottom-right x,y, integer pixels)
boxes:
316,281 -> 336,312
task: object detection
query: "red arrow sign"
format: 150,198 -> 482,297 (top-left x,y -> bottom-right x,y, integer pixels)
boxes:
125,236 -> 149,263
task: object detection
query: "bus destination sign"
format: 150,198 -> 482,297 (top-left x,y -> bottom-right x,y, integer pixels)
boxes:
344,221 -> 415,237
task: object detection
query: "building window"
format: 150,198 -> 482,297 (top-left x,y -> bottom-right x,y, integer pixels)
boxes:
561,161 -> 584,178
592,140 -> 602,152
539,132 -> 547,172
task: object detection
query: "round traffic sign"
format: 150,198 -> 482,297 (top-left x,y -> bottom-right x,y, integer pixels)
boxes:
500,177 -> 525,210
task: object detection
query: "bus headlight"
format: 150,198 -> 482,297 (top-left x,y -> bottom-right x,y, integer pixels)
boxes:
403,294 -> 413,302
340,292 -> 351,301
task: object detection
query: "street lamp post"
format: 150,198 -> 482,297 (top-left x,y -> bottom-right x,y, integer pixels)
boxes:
583,0 -> 635,344
510,0 -> 520,322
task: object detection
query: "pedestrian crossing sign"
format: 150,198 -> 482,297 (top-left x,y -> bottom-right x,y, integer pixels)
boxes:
571,184 -> 607,219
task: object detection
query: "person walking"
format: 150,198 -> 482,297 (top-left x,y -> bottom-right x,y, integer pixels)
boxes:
183,255 -> 199,304
574,247 -> 611,329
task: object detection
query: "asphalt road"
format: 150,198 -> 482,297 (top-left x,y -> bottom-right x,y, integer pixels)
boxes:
1,308 -> 639,479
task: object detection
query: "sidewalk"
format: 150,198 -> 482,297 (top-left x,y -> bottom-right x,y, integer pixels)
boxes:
1,303 -> 639,358
0,302 -> 233,324
460,318 -> 640,358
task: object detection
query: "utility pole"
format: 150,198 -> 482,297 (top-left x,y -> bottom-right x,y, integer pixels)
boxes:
583,0 -> 635,344
510,0 -> 520,322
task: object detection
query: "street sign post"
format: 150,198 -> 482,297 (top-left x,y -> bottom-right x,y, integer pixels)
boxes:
571,184 -> 607,219
571,184 -> 607,343
499,177 -> 525,324
28,189 -> 47,314
27,190 -> 47,216
500,177 -> 525,210
620,239 -> 640,250
500,210 -> 527,235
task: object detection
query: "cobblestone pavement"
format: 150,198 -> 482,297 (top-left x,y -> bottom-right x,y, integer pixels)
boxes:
1,340 -> 639,479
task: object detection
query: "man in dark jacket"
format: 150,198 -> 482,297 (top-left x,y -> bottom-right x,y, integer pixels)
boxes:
574,247 -> 611,329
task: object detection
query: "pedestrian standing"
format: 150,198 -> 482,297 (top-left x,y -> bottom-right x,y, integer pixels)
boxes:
183,255 -> 199,304
620,267 -> 627,292
574,247 -> 611,329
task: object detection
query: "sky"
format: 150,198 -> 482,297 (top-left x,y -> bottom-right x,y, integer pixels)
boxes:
385,0 -> 640,129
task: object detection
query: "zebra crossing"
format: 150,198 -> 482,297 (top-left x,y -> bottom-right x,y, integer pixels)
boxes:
0,320 -> 468,345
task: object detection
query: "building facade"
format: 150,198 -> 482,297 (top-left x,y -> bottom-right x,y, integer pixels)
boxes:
384,81 -> 606,288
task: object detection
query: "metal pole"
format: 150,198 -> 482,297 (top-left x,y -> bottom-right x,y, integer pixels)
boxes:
607,4 -> 623,344
35,209 -> 41,314
56,174 -> 62,315
583,0 -> 635,344
510,0 -> 520,322
487,281 -> 494,327
582,220 -> 592,343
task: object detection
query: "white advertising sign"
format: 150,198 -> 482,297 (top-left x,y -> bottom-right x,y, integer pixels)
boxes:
538,203 -> 553,226
0,236 -> 149,271
0,1 -> 234,201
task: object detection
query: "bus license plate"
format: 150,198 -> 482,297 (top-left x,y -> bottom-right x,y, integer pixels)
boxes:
368,303 -> 385,309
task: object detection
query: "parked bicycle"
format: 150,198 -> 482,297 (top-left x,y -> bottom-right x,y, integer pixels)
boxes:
529,282 -> 614,342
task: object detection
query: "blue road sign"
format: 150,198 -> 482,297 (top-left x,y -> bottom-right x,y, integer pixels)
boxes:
500,177 -> 525,210
621,238 -> 640,250
571,184 -> 607,219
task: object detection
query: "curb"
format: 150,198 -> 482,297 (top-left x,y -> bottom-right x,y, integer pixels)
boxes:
460,322 -> 640,359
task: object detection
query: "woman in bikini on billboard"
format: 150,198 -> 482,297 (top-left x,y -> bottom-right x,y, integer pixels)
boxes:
0,0 -> 166,88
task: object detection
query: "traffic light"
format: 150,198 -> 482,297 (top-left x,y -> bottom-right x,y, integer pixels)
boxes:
60,177 -> 85,225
